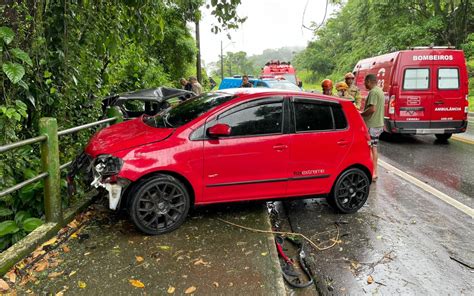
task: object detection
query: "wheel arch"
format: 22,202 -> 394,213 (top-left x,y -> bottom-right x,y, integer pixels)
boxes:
120,170 -> 196,210
331,163 -> 372,193
346,164 -> 372,183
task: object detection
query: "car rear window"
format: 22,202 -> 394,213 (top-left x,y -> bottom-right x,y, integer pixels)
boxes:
403,68 -> 429,90
294,102 -> 347,132
438,68 -> 459,89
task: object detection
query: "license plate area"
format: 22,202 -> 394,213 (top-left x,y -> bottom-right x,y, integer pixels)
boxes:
416,129 -> 445,134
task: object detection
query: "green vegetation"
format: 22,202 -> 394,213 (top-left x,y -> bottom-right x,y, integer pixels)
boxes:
295,0 -> 474,93
0,0 -> 244,251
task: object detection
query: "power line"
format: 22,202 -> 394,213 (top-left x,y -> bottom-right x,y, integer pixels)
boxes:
301,0 -> 330,32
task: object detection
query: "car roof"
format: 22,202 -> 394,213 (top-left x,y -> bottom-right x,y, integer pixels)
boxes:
104,87 -> 193,102
213,88 -> 346,104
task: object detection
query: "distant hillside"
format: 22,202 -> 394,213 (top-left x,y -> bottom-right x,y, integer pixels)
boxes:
249,46 -> 304,69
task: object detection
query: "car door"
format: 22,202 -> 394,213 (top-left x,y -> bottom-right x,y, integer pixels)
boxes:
287,98 -> 353,196
202,97 -> 289,203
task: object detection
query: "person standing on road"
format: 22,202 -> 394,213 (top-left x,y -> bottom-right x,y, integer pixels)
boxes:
360,74 -> 384,181
189,76 -> 203,95
240,75 -> 253,88
345,72 -> 362,110
180,78 -> 193,92
321,79 -> 333,95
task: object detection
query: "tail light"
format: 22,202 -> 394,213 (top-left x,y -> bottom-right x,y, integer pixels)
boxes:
362,126 -> 371,147
388,95 -> 396,114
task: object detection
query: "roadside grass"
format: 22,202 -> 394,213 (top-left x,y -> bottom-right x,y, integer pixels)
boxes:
469,95 -> 474,112
298,69 -> 321,91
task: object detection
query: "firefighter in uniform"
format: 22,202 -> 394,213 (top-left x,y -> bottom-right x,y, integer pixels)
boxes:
335,81 -> 354,103
321,79 -> 333,96
344,72 -> 361,110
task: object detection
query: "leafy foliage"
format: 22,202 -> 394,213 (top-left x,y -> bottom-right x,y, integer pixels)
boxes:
0,0 -> 243,251
295,0 -> 474,86
0,26 -> 14,45
2,62 -> 25,84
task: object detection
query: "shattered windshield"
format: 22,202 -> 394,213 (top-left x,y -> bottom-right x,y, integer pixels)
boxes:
143,93 -> 234,128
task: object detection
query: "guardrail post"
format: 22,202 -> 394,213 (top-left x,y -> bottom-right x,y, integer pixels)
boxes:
106,106 -> 124,124
39,117 -> 62,223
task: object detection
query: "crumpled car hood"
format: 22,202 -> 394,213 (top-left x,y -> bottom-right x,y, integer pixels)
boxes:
85,117 -> 173,157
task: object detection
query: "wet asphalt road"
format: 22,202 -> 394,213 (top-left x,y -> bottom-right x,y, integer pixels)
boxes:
283,132 -> 474,295
378,133 -> 473,207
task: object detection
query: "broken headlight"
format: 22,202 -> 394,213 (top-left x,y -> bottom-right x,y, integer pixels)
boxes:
93,155 -> 123,177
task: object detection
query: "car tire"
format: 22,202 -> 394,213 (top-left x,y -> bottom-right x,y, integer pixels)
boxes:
327,168 -> 370,214
435,133 -> 452,141
129,174 -> 190,235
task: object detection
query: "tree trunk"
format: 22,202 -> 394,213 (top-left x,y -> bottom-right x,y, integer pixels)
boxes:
195,20 -> 202,83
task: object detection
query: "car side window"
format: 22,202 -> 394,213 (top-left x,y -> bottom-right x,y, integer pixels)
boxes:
294,102 -> 333,132
256,81 -> 267,87
216,101 -> 283,137
332,104 -> 348,129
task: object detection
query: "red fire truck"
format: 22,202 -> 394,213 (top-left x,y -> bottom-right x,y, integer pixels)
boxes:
261,60 -> 301,87
353,47 -> 469,141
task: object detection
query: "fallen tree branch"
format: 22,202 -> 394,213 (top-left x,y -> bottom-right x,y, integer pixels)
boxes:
217,218 -> 340,251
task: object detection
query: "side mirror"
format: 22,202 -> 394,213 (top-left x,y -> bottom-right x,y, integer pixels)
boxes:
298,81 -> 303,88
207,123 -> 231,138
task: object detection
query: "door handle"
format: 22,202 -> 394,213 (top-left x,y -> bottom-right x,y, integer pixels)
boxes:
337,139 -> 349,146
272,144 -> 288,151
434,100 -> 444,105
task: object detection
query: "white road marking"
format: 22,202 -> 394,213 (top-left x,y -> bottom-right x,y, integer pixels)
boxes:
379,160 -> 474,218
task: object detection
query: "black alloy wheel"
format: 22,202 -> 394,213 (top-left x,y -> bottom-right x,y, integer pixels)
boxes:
130,174 -> 190,235
328,168 -> 370,214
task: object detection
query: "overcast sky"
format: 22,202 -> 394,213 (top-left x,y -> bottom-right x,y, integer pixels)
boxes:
199,0 -> 338,66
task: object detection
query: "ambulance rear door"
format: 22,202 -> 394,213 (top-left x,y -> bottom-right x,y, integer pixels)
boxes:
396,65 -> 433,130
430,55 -> 467,128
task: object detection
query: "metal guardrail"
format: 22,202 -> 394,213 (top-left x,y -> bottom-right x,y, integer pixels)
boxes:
0,109 -> 122,223
0,172 -> 49,198
58,117 -> 116,136
0,135 -> 47,154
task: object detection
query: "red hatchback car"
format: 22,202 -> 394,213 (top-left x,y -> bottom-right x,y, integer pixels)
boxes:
78,88 -> 373,234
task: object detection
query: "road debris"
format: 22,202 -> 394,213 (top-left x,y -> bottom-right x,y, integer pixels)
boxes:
449,256 -> 474,270
217,217 -> 340,252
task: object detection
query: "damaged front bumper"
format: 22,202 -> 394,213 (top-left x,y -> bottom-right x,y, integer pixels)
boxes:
68,152 -> 130,210
90,174 -> 130,210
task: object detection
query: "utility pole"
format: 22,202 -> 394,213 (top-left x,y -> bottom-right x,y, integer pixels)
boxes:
220,41 -> 224,81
